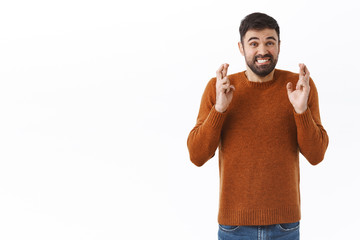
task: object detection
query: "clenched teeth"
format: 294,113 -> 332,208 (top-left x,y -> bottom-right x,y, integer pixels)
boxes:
257,59 -> 269,63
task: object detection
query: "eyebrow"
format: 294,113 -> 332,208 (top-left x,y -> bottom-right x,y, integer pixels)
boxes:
248,36 -> 277,42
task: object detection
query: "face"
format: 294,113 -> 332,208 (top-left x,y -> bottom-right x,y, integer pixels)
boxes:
238,28 -> 280,77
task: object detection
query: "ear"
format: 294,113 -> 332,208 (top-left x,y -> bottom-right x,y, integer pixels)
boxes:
278,40 -> 281,54
238,41 -> 245,56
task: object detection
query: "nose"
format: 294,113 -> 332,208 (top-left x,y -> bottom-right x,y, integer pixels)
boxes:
257,43 -> 268,55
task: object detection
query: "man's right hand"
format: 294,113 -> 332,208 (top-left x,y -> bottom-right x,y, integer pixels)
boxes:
215,63 -> 235,113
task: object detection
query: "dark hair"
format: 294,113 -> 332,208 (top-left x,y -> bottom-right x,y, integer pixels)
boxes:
239,12 -> 280,43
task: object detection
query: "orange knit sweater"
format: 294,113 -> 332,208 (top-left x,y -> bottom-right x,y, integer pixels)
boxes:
187,69 -> 329,226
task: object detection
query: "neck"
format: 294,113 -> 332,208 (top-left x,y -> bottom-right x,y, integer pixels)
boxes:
245,68 -> 275,83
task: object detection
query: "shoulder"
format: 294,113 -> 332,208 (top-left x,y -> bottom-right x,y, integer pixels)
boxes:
206,72 -> 242,86
275,69 -> 299,81
201,76 -> 217,100
204,77 -> 217,92
276,69 -> 316,86
227,72 -> 243,79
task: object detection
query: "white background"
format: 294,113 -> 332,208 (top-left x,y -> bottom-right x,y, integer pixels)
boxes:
0,0 -> 359,239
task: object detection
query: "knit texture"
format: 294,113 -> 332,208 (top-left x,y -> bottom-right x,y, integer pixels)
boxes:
187,69 -> 329,226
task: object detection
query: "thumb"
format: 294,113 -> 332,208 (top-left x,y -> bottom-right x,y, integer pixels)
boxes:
286,82 -> 293,96
225,85 -> 235,94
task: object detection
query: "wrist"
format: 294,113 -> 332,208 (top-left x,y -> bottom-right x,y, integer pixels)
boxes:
294,106 -> 307,114
215,104 -> 226,113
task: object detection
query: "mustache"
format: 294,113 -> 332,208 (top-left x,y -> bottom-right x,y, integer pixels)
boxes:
255,54 -> 273,60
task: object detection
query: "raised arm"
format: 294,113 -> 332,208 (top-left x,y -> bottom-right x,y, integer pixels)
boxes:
287,64 -> 329,165
187,64 -> 235,166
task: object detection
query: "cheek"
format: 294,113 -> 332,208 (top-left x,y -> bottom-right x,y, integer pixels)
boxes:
243,48 -> 255,59
270,46 -> 280,55
246,51 -> 256,60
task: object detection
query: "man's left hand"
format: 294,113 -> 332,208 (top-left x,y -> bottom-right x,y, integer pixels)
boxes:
286,63 -> 311,114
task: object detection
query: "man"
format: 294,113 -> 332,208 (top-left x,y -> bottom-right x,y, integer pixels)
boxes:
187,12 -> 329,240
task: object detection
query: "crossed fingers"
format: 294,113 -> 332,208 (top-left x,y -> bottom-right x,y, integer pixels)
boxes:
216,63 -> 234,94
296,63 -> 310,90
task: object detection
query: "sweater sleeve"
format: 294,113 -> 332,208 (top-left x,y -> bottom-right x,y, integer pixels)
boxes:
187,78 -> 227,167
293,78 -> 329,165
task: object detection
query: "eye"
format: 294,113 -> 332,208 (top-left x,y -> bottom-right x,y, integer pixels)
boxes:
250,42 -> 258,47
266,42 -> 275,46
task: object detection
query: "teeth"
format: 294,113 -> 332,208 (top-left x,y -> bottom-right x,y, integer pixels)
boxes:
257,59 -> 269,63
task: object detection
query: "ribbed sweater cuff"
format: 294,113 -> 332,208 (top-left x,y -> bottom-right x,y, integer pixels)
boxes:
293,107 -> 313,129
206,106 -> 227,128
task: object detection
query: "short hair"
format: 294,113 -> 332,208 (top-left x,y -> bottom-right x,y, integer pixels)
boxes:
239,12 -> 280,43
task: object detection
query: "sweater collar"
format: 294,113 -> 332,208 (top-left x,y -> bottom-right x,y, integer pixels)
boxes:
240,69 -> 279,89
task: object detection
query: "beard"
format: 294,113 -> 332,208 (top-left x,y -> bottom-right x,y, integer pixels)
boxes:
245,53 -> 278,77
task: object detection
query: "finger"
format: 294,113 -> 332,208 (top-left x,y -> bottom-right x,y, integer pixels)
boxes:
299,63 -> 305,77
221,86 -> 228,94
221,82 -> 232,91
216,64 -> 224,80
224,85 -> 235,94
297,76 -> 309,88
303,64 -> 309,74
296,82 -> 302,90
222,83 -> 230,89
221,76 -> 230,84
297,81 -> 308,91
227,85 -> 235,94
218,77 -> 229,87
221,82 -> 230,88
303,64 -> 310,82
222,63 -> 229,77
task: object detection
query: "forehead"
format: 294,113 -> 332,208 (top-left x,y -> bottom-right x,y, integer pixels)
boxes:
243,28 -> 278,41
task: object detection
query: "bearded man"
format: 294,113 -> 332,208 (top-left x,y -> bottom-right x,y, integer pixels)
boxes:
187,12 -> 329,240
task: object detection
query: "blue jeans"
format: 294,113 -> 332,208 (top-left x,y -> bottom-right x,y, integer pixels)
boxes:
218,221 -> 300,240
